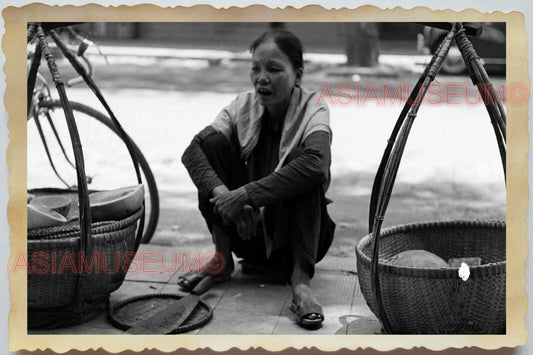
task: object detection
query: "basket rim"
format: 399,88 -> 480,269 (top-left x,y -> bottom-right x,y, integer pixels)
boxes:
28,207 -> 143,240
355,219 -> 506,278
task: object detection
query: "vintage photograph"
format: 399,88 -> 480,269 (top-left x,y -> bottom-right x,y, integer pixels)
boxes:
23,20 -> 508,337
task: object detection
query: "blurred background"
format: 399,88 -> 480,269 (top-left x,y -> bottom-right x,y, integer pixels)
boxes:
28,22 -> 506,254
70,22 -> 505,72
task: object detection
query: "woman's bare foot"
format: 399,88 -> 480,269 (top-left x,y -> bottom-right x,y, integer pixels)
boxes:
178,225 -> 234,291
177,254 -> 234,291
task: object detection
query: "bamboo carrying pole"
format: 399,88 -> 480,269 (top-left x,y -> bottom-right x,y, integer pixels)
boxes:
35,24 -> 93,311
369,24 -> 458,333
48,29 -> 146,250
368,26 -> 459,232
455,24 -> 506,179
28,24 -> 149,322
368,22 -> 507,334
27,43 -> 41,115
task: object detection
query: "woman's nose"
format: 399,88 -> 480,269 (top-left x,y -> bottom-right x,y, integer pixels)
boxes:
257,71 -> 269,84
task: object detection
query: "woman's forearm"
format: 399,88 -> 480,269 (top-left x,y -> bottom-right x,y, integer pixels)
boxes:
181,125 -> 225,198
244,130 -> 331,208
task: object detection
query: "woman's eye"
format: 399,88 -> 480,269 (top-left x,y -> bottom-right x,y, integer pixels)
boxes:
268,67 -> 282,72
251,66 -> 260,72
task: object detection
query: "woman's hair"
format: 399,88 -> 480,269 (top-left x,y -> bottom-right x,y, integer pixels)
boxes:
249,30 -> 304,70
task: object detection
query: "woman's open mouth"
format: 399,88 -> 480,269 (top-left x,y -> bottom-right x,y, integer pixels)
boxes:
257,87 -> 272,96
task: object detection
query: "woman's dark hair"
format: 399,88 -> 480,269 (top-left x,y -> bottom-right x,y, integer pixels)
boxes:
249,30 -> 304,70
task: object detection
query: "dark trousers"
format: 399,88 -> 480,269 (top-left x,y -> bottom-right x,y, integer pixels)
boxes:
198,132 -> 335,280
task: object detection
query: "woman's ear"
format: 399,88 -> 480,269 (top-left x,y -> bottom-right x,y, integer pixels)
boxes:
295,68 -> 303,86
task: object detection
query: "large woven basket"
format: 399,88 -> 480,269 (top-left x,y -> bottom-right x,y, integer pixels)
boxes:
27,207 -> 143,309
358,23 -> 507,334
27,24 -> 146,327
356,220 -> 506,334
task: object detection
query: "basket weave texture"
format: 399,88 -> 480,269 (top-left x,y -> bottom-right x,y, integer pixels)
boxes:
108,293 -> 213,334
356,219 -> 505,334
28,208 -> 143,309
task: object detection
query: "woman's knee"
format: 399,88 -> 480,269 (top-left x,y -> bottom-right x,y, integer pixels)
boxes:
200,132 -> 246,190
200,132 -> 234,156
289,183 -> 322,208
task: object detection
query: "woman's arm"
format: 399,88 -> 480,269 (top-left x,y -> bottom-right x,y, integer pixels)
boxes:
244,130 -> 331,208
181,125 -> 226,198
210,130 -> 331,220
184,125 -> 257,237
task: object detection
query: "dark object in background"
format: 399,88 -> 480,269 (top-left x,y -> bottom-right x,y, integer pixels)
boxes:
344,23 -> 380,67
418,22 -> 506,75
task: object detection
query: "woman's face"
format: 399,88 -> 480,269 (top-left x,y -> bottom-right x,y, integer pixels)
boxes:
250,40 -> 302,115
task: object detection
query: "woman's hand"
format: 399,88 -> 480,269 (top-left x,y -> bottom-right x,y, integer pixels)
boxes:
233,205 -> 259,240
209,186 -> 251,224
211,184 -> 230,198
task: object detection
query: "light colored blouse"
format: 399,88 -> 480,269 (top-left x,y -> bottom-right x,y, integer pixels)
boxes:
211,86 -> 332,172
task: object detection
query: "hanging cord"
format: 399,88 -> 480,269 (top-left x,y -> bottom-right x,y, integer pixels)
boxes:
48,30 -> 142,184
32,107 -> 71,187
369,23 -> 459,334
368,26 -> 456,232
48,29 -> 146,250
456,27 -> 507,129
31,97 -> 78,186
456,26 -> 506,136
27,42 -> 42,116
36,24 -> 93,312
455,25 -> 506,180
44,110 -> 78,170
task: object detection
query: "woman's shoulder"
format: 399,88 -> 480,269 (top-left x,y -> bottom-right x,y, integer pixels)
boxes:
299,87 -> 330,111
232,89 -> 257,105
219,90 -> 263,124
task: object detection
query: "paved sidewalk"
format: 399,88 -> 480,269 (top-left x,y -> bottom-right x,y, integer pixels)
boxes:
28,243 -> 381,335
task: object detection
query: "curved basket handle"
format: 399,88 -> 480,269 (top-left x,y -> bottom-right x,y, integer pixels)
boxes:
368,25 -> 460,232
48,28 -> 146,250
32,23 -> 148,313
27,40 -> 42,116
36,24 -> 93,311
368,22 -> 507,334
455,25 -> 506,179
369,23 -> 458,334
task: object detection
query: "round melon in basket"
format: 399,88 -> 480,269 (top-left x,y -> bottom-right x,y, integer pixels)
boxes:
356,220 -> 506,334
388,249 -> 449,268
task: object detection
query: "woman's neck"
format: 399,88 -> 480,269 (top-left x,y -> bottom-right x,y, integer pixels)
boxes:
267,92 -> 293,131
268,106 -> 287,132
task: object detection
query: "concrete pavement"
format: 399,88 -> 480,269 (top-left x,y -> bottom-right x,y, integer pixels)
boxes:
28,243 -> 381,335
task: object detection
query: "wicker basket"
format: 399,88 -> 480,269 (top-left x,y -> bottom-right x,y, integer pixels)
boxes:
27,24 -> 146,326
28,207 -> 143,309
358,23 -> 507,334
356,220 -> 506,334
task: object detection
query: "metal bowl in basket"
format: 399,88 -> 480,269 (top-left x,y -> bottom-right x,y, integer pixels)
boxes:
356,220 -> 505,334
27,207 -> 144,309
